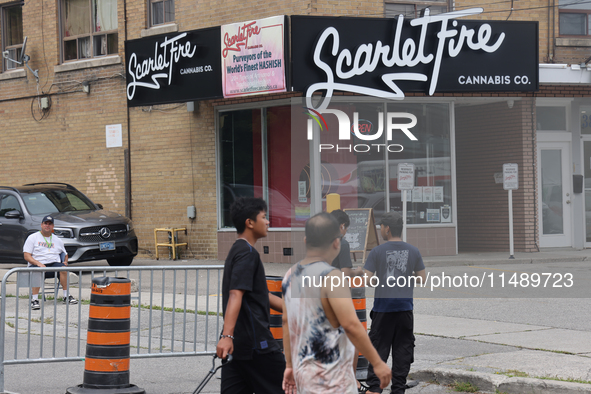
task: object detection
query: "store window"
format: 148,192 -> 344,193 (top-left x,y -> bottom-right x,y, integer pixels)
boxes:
559,0 -> 591,36
537,106 -> 567,131
385,1 -> 448,18
219,102 -> 453,230
61,0 -> 118,61
1,3 -> 23,72
314,101 -> 452,225
150,0 -> 174,27
219,106 -> 299,229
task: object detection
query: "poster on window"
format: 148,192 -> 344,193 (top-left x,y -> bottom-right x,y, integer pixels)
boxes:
441,205 -> 452,223
412,187 -> 423,203
221,15 -> 288,98
433,187 -> 444,202
426,208 -> 440,222
423,186 -> 434,202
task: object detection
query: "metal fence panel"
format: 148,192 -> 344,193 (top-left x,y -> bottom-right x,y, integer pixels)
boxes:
0,265 -> 224,393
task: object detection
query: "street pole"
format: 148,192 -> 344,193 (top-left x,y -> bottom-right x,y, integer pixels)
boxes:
402,190 -> 407,242
508,189 -> 514,259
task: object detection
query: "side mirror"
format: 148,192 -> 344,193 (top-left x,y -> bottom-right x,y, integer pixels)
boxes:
5,210 -> 23,219
97,204 -> 103,210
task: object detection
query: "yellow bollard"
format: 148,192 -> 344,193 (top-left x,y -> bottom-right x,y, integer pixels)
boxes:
326,193 -> 341,213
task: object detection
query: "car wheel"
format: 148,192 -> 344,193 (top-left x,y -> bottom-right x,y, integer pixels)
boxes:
107,256 -> 134,266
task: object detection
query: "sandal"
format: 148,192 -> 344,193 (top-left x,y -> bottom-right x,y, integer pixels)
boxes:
357,382 -> 369,393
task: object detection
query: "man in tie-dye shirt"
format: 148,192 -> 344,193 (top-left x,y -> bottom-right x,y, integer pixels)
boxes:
281,212 -> 391,394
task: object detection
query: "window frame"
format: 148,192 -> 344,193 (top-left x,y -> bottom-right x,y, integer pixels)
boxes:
148,0 -> 175,28
1,2 -> 24,72
384,0 -> 449,19
559,9 -> 591,37
59,0 -> 119,63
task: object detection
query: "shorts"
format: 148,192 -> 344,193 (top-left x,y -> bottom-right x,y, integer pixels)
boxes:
32,262 -> 66,280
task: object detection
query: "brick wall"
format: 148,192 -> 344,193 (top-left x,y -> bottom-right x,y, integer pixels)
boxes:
455,98 -> 538,252
128,101 -> 218,259
454,0 -> 590,65
0,63 -> 129,213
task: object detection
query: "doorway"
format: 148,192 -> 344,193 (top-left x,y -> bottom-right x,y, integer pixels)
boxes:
537,141 -> 573,247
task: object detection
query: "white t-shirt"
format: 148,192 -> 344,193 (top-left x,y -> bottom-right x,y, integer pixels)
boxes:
22,231 -> 66,267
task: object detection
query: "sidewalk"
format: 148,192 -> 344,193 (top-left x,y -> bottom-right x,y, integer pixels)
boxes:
262,248 -> 591,394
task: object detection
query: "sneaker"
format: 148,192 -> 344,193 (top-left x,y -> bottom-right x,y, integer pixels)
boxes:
31,299 -> 40,310
63,295 -> 78,305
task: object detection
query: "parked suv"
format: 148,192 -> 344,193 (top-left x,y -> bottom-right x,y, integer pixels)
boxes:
0,183 -> 138,266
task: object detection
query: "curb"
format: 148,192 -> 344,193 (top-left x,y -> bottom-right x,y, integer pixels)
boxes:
411,368 -> 591,394
422,256 -> 588,267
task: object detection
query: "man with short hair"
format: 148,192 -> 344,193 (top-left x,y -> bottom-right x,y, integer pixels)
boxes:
23,215 -> 78,310
216,197 -> 285,394
281,212 -> 391,394
330,209 -> 363,278
363,212 -> 426,394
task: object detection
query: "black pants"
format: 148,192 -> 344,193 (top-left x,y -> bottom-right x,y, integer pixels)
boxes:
366,310 -> 414,394
221,351 -> 286,394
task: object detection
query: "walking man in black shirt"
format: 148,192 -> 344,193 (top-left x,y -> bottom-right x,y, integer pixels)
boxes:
216,197 -> 285,394
330,209 -> 367,392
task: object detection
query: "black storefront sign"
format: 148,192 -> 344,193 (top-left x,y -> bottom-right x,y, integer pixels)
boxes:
291,12 -> 538,101
125,27 -> 223,107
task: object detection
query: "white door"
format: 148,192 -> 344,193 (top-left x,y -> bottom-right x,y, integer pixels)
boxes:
538,141 -> 572,247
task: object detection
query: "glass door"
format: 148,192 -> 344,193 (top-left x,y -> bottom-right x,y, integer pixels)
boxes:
538,141 -> 572,247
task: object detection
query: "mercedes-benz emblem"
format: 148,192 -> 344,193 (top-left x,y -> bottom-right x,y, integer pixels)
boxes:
99,227 -> 111,239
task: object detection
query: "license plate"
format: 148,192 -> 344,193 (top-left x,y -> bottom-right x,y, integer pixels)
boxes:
100,242 -> 115,251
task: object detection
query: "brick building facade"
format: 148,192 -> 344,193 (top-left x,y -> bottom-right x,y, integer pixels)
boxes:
1,0 -> 590,263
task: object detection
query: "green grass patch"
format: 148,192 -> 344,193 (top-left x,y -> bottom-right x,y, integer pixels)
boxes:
131,303 -> 222,316
500,369 -> 529,378
450,381 -> 478,392
537,376 -> 591,385
497,370 -> 591,385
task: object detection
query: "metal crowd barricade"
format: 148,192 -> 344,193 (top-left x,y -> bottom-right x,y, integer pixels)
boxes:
0,265 -> 224,393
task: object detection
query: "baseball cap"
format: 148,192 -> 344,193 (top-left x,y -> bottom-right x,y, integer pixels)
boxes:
379,211 -> 403,228
42,215 -> 54,224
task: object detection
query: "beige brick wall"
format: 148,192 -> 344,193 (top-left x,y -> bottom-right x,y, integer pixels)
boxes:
128,101 -> 218,259
454,0 -> 589,65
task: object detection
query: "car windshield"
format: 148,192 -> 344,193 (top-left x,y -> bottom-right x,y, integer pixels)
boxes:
21,190 -> 96,215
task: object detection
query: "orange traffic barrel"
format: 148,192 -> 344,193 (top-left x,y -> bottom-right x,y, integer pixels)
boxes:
266,276 -> 283,350
351,278 -> 369,378
66,277 -> 144,394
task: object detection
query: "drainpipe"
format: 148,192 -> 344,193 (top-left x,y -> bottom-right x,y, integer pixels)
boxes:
123,0 -> 132,219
